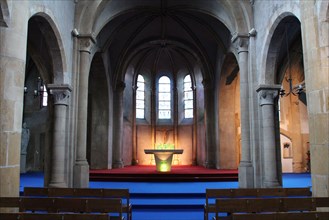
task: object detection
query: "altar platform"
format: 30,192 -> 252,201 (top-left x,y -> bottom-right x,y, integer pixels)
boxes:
89,165 -> 238,182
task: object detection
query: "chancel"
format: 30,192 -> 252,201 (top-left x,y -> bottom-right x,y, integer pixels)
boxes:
0,0 -> 328,219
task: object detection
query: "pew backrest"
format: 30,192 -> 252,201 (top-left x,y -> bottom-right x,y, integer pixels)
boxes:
0,213 -> 111,220
24,187 -> 130,199
204,187 -> 312,220
206,187 -> 312,201
231,211 -> 329,220
0,197 -> 123,217
0,197 -> 20,208
23,187 -> 130,219
214,197 -> 329,220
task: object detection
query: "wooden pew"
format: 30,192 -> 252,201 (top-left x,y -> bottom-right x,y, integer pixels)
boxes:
0,213 -> 111,220
230,212 -> 329,220
204,187 -> 311,220
0,197 -> 124,220
0,197 -> 20,208
214,197 -> 329,220
24,187 -> 132,220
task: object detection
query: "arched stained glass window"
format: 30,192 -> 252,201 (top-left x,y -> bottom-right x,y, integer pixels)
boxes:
184,75 -> 193,118
136,75 -> 145,119
158,76 -> 171,119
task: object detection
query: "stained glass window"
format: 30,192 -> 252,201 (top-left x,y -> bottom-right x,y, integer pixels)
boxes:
158,76 -> 171,119
184,75 -> 193,118
136,75 -> 145,119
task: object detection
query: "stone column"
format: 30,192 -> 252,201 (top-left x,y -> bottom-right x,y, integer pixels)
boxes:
48,85 -> 72,188
112,81 -> 126,168
203,80 -> 218,168
192,85 -> 197,165
232,34 -> 254,187
0,2 -> 28,197
300,1 -> 329,197
132,85 -> 138,165
74,35 -> 95,187
257,85 -> 281,187
20,122 -> 30,173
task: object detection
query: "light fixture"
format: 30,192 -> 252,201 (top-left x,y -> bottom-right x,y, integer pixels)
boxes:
24,77 -> 46,97
280,24 -> 305,97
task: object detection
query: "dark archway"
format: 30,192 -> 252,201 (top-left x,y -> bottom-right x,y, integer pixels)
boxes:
87,53 -> 110,169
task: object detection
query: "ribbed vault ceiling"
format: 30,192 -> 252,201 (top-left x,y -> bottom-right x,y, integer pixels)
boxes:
96,0 -> 232,81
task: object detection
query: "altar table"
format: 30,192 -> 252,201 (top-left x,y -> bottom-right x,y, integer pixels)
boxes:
144,149 -> 184,172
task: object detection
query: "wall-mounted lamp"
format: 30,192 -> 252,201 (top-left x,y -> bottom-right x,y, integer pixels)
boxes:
24,77 -> 47,97
280,79 -> 305,97
71,28 -> 79,37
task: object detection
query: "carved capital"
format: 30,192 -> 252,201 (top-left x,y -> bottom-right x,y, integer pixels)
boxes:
47,84 -> 72,106
256,84 -> 281,106
78,34 -> 96,53
231,33 -> 249,53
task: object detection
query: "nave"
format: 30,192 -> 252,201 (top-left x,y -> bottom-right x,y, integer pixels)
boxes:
19,172 -> 311,220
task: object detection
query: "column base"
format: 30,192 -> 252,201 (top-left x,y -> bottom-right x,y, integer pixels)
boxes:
264,180 -> 281,188
204,161 -> 216,169
73,162 -> 89,188
49,182 -> 67,188
113,160 -> 124,168
238,162 -> 254,188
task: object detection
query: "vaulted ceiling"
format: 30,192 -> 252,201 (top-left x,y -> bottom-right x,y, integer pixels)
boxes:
95,0 -> 233,81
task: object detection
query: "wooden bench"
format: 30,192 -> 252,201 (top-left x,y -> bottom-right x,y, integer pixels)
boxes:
24,187 -> 131,220
230,212 -> 329,220
204,187 -> 312,220
0,213 -> 112,220
0,197 -> 124,220
214,197 -> 329,220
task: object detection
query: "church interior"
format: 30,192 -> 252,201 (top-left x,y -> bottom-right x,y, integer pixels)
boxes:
0,0 -> 328,219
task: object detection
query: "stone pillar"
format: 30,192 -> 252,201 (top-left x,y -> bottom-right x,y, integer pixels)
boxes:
300,1 -> 329,197
0,2 -> 28,197
48,85 -> 72,188
112,81 -> 126,168
192,85 -> 197,165
74,36 -> 95,187
232,34 -> 254,187
203,80 -> 218,169
257,85 -> 281,187
132,85 -> 138,165
20,122 -> 30,173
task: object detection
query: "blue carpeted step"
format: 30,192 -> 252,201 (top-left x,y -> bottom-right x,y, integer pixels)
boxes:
130,192 -> 205,206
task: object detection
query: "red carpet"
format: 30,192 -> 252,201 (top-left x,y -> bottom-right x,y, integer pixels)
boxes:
90,165 -> 238,182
